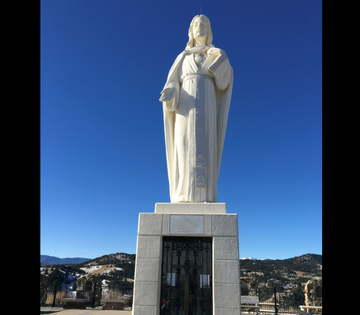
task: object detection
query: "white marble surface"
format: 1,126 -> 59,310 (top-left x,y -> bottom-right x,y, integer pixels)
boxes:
132,208 -> 241,315
136,212 -> 237,237
160,15 -> 233,203
170,215 -> 204,234
155,202 -> 227,214
133,14 -> 239,314
132,235 -> 162,315
213,236 -> 241,313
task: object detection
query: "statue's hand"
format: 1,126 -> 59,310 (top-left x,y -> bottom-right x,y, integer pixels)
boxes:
159,88 -> 175,102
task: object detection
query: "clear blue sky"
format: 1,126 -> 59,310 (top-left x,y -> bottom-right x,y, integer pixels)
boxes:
40,0 -> 322,260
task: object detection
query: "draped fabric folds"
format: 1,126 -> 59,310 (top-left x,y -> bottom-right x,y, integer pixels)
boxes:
161,45 -> 233,203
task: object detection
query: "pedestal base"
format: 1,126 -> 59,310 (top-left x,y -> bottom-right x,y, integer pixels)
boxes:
155,202 -> 227,214
132,203 -> 241,315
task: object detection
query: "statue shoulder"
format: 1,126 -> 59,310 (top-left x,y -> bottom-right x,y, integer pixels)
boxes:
208,47 -> 226,56
212,45 -> 225,52
173,50 -> 187,62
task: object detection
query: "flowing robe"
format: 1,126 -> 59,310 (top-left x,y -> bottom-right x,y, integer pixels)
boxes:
161,45 -> 233,203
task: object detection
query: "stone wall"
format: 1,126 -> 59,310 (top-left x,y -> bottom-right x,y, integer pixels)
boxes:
76,274 -> 102,306
304,278 -> 322,307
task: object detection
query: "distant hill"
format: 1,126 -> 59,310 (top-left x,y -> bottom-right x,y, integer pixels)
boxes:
240,257 -> 275,261
79,252 -> 135,266
240,253 -> 322,277
41,252 -> 321,300
77,253 -> 136,280
40,252 -> 135,266
40,255 -> 92,265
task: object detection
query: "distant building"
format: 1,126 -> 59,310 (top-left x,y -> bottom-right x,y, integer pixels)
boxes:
304,278 -> 322,309
76,274 -> 102,306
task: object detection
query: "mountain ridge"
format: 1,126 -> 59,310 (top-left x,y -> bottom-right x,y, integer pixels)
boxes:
40,255 -> 92,265
41,252 -> 321,265
240,253 -> 322,278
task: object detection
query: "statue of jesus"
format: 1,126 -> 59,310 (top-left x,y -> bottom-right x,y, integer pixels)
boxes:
160,15 -> 233,203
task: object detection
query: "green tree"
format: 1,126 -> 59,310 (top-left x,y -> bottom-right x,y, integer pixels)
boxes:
72,278 -> 77,291
48,269 -> 64,290
292,286 -> 305,307
40,274 -> 48,303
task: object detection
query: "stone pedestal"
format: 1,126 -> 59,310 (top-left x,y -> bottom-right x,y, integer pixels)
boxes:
132,203 -> 241,315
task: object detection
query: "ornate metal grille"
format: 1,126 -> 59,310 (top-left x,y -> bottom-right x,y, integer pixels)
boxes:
160,237 -> 212,315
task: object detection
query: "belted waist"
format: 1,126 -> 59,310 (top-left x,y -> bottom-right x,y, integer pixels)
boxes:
182,73 -> 214,83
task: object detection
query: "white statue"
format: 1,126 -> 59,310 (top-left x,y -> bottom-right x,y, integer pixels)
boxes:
160,15 -> 233,203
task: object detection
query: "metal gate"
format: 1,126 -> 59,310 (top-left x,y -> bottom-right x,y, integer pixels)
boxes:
160,237 -> 212,315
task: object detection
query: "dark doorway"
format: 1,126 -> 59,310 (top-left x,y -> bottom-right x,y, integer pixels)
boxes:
160,237 -> 212,315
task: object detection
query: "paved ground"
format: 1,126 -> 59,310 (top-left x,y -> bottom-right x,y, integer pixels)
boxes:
40,307 -> 132,315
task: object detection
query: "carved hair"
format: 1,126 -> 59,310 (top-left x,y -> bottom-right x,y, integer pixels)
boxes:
185,15 -> 214,50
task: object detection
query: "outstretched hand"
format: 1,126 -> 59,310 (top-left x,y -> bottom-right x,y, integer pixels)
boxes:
159,88 -> 175,102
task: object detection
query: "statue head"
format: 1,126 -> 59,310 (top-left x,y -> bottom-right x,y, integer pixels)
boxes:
185,15 -> 214,50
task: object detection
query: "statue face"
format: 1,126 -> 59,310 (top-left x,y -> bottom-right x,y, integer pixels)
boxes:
193,16 -> 208,40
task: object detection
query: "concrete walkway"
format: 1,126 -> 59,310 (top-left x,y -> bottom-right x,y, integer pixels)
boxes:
40,307 -> 132,315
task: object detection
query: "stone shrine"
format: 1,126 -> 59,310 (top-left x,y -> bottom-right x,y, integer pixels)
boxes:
132,15 -> 240,315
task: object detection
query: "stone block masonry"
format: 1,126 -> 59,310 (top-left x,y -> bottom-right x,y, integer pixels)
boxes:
131,203 -> 241,315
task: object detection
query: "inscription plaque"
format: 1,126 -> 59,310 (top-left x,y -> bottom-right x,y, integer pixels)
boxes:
170,215 -> 204,235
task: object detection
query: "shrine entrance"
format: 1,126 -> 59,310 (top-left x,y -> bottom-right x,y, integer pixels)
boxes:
160,237 -> 212,315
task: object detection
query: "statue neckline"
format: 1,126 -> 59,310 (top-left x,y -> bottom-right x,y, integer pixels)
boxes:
185,45 -> 211,54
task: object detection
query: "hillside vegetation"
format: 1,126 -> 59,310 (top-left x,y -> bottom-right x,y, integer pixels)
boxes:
41,252 -> 321,307
240,254 -> 322,278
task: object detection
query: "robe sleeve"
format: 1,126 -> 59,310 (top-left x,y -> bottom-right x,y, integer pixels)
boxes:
161,52 -> 184,112
208,54 -> 232,91
208,51 -> 233,176
161,80 -> 180,112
